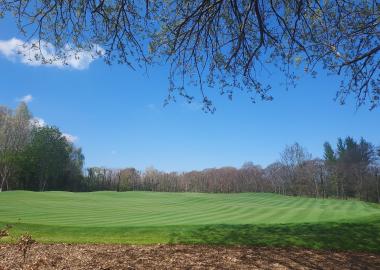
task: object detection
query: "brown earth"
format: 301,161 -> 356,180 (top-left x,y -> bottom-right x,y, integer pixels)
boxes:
0,244 -> 379,270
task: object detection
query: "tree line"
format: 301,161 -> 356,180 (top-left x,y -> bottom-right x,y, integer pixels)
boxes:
82,140 -> 380,203
1,103 -> 379,202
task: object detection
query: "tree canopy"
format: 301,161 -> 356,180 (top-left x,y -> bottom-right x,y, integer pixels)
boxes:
0,103 -> 84,191
1,0 -> 379,111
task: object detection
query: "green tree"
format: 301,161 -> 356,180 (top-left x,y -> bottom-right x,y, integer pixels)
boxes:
325,137 -> 377,199
23,126 -> 70,191
64,145 -> 85,191
0,103 -> 85,191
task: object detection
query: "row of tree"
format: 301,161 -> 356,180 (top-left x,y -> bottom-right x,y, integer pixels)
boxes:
0,103 -> 84,192
80,164 -> 266,193
1,103 -> 379,202
82,141 -> 380,203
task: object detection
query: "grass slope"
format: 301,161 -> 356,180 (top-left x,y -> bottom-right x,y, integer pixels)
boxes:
0,191 -> 379,252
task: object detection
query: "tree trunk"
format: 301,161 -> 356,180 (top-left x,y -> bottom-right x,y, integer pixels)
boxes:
0,166 -> 10,192
314,179 -> 319,198
0,175 -> 9,192
0,177 -> 5,192
335,175 -> 339,198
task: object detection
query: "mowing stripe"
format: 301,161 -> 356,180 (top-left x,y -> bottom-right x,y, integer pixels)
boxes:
0,191 -> 379,227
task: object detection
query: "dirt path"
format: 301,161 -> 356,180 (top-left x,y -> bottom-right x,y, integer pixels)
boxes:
1,244 -> 379,269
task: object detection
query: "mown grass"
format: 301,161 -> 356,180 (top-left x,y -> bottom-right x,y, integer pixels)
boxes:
0,191 -> 379,252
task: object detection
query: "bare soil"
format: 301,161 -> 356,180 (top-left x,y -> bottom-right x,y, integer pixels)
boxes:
0,244 -> 379,270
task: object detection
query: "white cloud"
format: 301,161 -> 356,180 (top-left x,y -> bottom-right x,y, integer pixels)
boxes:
0,38 -> 103,70
29,117 -> 78,143
17,94 -> 33,103
62,133 -> 78,143
30,117 -> 46,127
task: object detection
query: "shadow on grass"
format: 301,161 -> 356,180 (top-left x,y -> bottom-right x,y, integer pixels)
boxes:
1,218 -> 379,253
168,219 -> 380,253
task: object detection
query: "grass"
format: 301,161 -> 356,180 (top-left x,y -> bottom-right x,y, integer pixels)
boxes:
0,191 -> 379,252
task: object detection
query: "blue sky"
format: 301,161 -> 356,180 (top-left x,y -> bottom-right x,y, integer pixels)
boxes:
0,18 -> 379,172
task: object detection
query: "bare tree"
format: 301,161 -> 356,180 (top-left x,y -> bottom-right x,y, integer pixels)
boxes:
1,1 -> 379,111
280,142 -> 312,195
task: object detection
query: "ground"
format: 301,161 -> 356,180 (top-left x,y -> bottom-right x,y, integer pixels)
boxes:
1,244 -> 380,270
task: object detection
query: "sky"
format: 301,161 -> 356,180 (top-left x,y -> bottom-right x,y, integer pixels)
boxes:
0,17 -> 379,172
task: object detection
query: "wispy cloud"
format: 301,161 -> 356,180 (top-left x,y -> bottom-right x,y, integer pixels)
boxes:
62,133 -> 78,143
0,38 -> 103,70
17,94 -> 33,104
